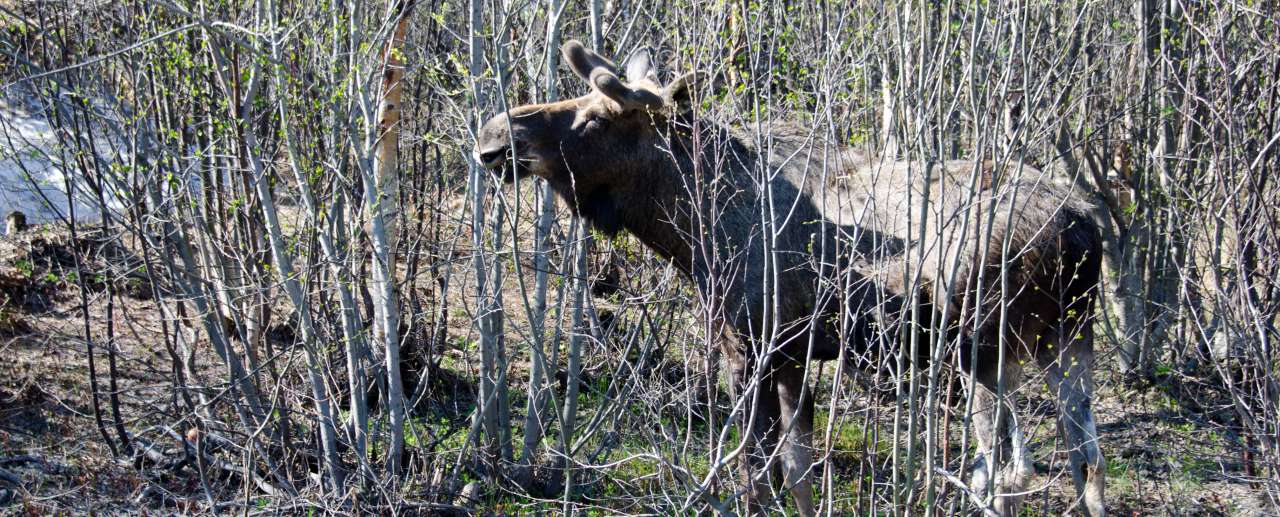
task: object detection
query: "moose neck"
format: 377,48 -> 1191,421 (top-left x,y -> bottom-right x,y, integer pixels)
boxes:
576,116 -> 873,355
620,118 -> 849,273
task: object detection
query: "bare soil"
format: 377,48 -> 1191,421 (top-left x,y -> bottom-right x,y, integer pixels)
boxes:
0,225 -> 1272,515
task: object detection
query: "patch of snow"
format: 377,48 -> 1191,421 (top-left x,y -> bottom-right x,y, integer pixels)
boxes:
0,94 -> 115,234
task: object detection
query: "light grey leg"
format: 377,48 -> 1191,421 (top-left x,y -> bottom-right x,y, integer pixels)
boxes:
969,357 -> 1033,517
1039,325 -> 1106,516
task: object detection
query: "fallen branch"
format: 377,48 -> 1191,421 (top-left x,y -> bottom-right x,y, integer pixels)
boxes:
0,455 -> 44,467
401,500 -> 476,516
129,433 -> 281,496
0,467 -> 20,487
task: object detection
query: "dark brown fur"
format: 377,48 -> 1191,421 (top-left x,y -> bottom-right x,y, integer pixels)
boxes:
475,41 -> 1106,516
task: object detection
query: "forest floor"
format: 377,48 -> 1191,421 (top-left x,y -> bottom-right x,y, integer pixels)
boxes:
0,225 -> 1273,516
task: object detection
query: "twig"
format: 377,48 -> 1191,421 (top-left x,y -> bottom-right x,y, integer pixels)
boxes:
932,467 -> 1000,517
2,23 -> 198,89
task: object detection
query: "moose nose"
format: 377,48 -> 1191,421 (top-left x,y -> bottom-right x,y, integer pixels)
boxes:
475,111 -> 516,169
476,146 -> 508,168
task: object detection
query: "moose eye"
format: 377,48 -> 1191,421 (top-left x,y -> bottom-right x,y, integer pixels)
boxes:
583,115 -> 609,133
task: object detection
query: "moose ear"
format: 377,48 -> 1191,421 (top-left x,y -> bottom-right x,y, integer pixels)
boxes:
662,71 -> 706,112
623,48 -> 657,83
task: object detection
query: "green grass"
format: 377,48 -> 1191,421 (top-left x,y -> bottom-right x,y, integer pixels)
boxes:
814,408 -> 889,460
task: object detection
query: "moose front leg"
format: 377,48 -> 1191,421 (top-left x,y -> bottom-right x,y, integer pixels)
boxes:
775,361 -> 817,517
723,346 -> 783,515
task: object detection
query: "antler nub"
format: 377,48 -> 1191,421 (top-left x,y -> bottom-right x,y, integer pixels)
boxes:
563,40 -> 617,80
590,69 -> 664,110
564,40 -> 665,111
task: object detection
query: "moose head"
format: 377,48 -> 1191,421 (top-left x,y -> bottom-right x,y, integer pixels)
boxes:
474,40 -> 700,235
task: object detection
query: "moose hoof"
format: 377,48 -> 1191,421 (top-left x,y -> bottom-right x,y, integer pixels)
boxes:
968,455 -> 992,494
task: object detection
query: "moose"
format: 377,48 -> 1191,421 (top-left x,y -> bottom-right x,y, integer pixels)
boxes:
475,40 -> 1106,516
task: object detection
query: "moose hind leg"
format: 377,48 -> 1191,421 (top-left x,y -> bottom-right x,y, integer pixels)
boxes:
1039,325 -> 1106,516
969,356 -> 1033,517
775,363 -> 816,517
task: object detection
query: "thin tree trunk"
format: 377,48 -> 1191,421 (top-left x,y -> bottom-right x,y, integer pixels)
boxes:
216,3 -> 346,489
469,0 -> 513,468
560,221 -> 590,509
367,0 -> 417,477
589,0 -> 603,50
269,33 -> 374,483
519,0 -> 566,486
